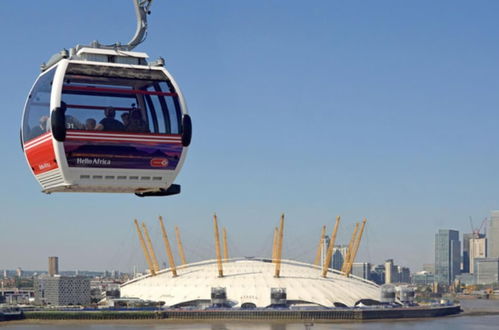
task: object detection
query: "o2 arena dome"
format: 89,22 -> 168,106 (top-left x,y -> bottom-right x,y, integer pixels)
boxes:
121,258 -> 380,308
121,215 -> 380,308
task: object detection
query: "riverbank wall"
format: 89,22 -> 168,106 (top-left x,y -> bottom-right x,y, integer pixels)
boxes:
16,305 -> 461,321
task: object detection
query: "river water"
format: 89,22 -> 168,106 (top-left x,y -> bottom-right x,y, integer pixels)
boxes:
1,300 -> 498,329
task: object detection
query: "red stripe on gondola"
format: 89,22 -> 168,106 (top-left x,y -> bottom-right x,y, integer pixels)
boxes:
65,137 -> 182,144
62,85 -> 178,96
24,134 -> 58,175
66,104 -> 135,111
23,132 -> 52,148
66,130 -> 182,138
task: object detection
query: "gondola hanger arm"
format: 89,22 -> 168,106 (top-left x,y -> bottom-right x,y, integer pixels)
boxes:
41,0 -> 154,70
105,0 -> 154,51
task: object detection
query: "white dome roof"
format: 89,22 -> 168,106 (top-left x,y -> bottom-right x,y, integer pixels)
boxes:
121,258 -> 380,307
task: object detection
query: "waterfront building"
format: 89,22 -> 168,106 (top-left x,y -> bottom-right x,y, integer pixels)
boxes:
48,256 -> 59,277
469,236 -> 487,273
0,289 -> 33,305
475,258 -> 499,285
412,271 -> 434,286
488,211 -> 499,258
455,273 -> 474,286
434,229 -> 461,285
34,275 -> 90,306
90,279 -> 121,298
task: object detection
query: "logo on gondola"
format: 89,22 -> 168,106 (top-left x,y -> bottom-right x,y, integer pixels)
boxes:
150,158 -> 168,167
38,162 -> 52,170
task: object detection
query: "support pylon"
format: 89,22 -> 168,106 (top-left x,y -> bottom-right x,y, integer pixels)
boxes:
322,216 -> 341,277
274,214 -> 285,278
213,214 -> 224,277
159,216 -> 177,277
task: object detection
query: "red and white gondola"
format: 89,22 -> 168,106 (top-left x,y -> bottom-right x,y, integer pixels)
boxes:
21,47 -> 192,197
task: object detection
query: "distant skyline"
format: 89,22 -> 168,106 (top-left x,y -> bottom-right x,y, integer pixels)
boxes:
1,0 -> 499,273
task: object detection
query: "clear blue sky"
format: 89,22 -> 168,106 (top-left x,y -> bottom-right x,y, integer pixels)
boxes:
1,0 -> 498,273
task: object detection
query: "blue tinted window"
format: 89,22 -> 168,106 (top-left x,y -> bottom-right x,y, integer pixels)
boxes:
61,71 -> 181,134
22,68 -> 56,142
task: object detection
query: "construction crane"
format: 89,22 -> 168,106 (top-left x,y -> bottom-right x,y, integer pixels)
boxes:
469,216 -> 487,238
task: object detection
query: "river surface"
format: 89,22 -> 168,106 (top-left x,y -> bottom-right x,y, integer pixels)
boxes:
1,300 -> 498,329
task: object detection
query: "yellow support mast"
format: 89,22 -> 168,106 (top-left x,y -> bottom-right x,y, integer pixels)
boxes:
142,222 -> 160,273
341,222 -> 360,273
322,216 -> 341,277
272,227 -> 278,263
158,216 -> 177,277
133,219 -> 156,276
345,218 -> 367,276
213,214 -> 224,277
274,214 -> 285,278
314,225 -> 327,266
175,226 -> 187,266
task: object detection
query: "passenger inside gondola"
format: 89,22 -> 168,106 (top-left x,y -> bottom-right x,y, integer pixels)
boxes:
29,115 -> 49,139
59,72 -> 181,136
99,107 -> 125,131
125,109 -> 149,133
121,112 -> 130,128
66,115 -> 84,130
85,118 -> 97,130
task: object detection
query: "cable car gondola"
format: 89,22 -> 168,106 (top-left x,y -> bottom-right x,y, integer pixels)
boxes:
20,0 -> 192,197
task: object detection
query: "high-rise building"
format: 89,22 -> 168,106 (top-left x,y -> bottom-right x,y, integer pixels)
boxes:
469,236 -> 487,273
398,266 -> 411,283
15,268 -> 23,277
351,262 -> 371,280
332,246 -> 348,271
48,257 -> 59,277
434,229 -> 461,285
370,264 -> 385,285
385,259 -> 395,284
475,258 -> 499,285
488,211 -> 499,258
462,233 -> 473,273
